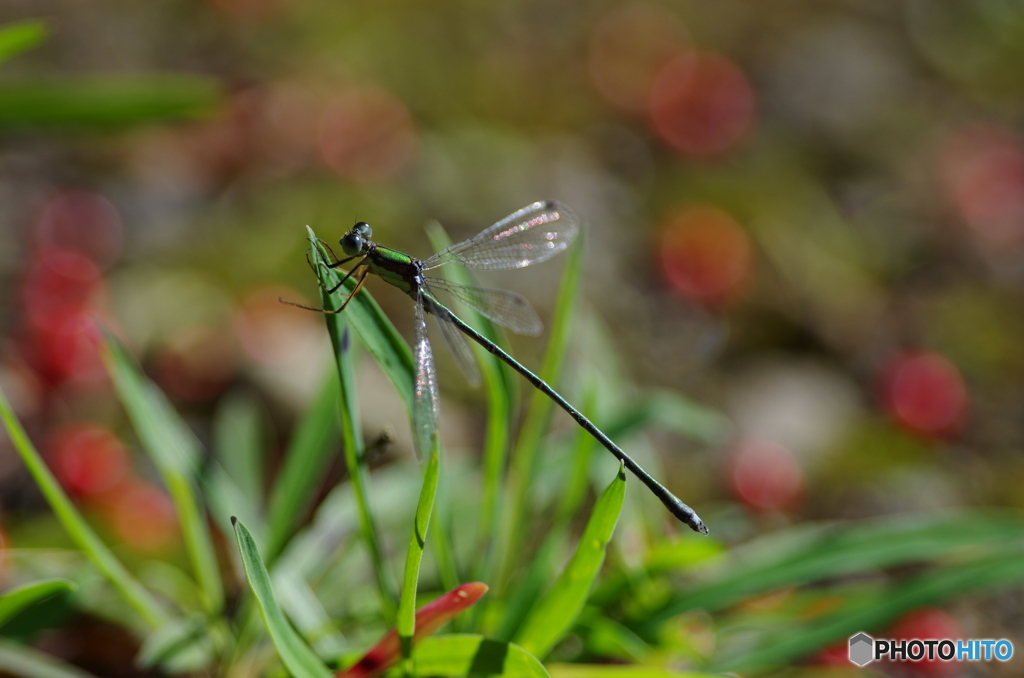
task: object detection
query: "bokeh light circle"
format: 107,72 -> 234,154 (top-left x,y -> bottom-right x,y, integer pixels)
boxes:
49,422 -> 129,498
881,351 -> 968,438
729,438 -> 804,512
941,124 -> 1024,248
658,205 -> 753,307
588,2 -> 691,114
650,51 -> 755,157
318,85 -> 417,183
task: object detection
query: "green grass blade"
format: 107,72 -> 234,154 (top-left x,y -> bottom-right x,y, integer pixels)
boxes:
717,546 -> 1024,674
213,390 -> 265,511
102,332 -> 224,615
0,579 -> 76,627
496,383 -> 601,641
515,464 -> 626,659
411,634 -> 549,678
397,437 -> 441,652
0,20 -> 47,64
272,571 -> 347,658
601,390 -> 730,446
423,219 -> 512,589
0,637 -> 100,678
641,510 -> 1024,629
231,518 -> 333,678
265,371 -> 340,561
0,76 -> 221,129
136,615 -> 216,673
307,226 -> 415,415
309,230 -> 398,618
500,235 -> 584,585
0,385 -> 169,630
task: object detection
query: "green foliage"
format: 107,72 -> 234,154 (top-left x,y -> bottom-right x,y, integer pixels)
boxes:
3,225 -> 1023,678
515,465 -> 626,658
0,77 -> 221,130
232,518 -> 333,678
0,20 -> 46,65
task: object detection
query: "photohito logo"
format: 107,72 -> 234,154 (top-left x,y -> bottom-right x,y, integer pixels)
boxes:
848,632 -> 1013,667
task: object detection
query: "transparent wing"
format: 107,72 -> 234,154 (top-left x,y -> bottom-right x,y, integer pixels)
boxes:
423,290 -> 481,387
412,290 -> 439,461
425,277 -> 543,337
422,201 -> 579,271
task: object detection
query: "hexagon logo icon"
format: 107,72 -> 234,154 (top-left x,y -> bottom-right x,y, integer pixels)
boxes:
849,632 -> 874,666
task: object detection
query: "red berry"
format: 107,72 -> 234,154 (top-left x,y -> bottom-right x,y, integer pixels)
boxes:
658,205 -> 753,307
49,423 -> 129,498
728,438 -> 804,512
650,51 -> 755,157
881,352 -> 968,438
888,607 -> 962,676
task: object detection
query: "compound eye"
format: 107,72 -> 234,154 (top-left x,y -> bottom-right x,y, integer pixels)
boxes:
340,232 -> 364,256
353,221 -> 372,238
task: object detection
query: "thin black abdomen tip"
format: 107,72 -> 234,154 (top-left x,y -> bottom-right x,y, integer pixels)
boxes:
695,520 -> 709,536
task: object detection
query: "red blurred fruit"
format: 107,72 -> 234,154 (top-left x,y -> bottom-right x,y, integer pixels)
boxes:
49,423 -> 129,498
729,439 -> 804,511
658,205 -> 753,307
650,51 -> 755,157
34,191 -> 123,266
888,607 -> 963,676
880,351 -> 968,438
941,124 -> 1024,248
588,3 -> 691,114
23,250 -> 104,333
106,482 -> 178,553
31,312 -> 107,384
318,85 -> 417,183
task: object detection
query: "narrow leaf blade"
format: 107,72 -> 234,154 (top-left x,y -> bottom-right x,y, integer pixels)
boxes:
231,518 -> 332,678
515,464 -> 626,658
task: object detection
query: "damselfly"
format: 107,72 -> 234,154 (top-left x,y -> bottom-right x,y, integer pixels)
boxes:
287,201 -> 707,534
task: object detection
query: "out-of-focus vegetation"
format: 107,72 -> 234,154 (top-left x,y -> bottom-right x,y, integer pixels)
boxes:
2,2 -> 1024,676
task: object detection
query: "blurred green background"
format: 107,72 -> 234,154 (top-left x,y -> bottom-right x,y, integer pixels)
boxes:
2,1 -> 1024,676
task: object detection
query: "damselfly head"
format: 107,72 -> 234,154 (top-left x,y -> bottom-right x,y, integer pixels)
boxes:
341,221 -> 373,256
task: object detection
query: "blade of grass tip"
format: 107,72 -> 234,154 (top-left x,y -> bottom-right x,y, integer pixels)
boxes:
340,583 -> 488,678
101,330 -> 224,615
265,370 -> 340,562
498,235 -> 584,589
0,385 -> 169,630
412,634 -> 549,678
0,637 -> 102,678
397,436 -> 442,659
231,517 -> 333,678
515,463 -> 626,659
0,579 -> 77,627
311,233 -> 397,620
306,226 -> 416,415
0,19 -> 47,65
